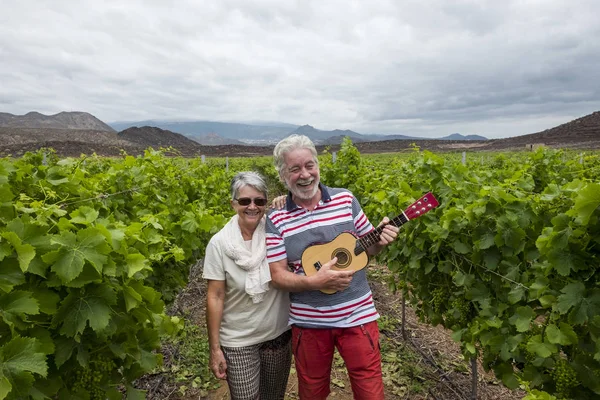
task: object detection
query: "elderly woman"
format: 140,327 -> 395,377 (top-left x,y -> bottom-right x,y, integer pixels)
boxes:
203,171 -> 291,400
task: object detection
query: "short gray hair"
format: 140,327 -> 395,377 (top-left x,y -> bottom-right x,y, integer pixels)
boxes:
273,134 -> 318,179
230,171 -> 268,200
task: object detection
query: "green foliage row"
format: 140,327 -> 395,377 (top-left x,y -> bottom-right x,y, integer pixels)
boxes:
0,149 -> 249,399
321,138 -> 600,399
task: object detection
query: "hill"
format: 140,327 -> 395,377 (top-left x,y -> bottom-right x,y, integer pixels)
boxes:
117,126 -> 205,150
440,133 -> 488,141
491,111 -> 600,148
0,111 -> 115,132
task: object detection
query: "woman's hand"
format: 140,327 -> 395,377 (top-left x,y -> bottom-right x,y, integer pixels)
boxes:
209,348 -> 227,380
271,195 -> 287,209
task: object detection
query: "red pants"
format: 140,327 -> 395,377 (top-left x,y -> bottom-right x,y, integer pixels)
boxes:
292,320 -> 384,400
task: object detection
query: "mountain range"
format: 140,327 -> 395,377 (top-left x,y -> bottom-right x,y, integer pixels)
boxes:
1,110 -> 599,158
108,119 -> 487,145
0,112 -> 488,145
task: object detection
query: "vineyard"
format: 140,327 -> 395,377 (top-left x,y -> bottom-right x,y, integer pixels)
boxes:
0,142 -> 599,399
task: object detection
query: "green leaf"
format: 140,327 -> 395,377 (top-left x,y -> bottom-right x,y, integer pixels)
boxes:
483,248 -> 501,270
0,336 -> 48,377
476,232 -> 495,250
555,282 -> 585,314
69,206 -> 99,225
53,336 -> 77,368
452,240 -> 471,254
509,306 -> 535,332
0,375 -> 10,399
27,328 -> 55,356
548,248 -> 577,276
126,385 -> 147,400
493,361 -> 520,389
0,260 -> 25,293
53,284 -> 116,337
0,291 -> 39,316
49,228 -> 110,283
538,295 -> 556,308
31,289 -> 60,315
123,284 -> 143,312
453,270 -> 474,287
508,286 -> 525,304
1,232 -> 35,272
180,212 -> 199,233
0,243 -> 10,263
545,323 -> 578,345
568,289 -> 600,325
567,183 -> 600,224
126,254 -> 150,278
526,334 -> 557,358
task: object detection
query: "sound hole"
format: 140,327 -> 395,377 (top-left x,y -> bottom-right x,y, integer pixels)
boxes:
333,248 -> 351,268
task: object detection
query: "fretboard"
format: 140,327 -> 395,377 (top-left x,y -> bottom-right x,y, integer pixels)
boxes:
355,213 -> 409,255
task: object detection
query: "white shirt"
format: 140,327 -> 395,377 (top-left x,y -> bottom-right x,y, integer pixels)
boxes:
202,230 -> 290,347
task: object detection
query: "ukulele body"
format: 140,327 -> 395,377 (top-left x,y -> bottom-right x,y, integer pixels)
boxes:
301,232 -> 369,294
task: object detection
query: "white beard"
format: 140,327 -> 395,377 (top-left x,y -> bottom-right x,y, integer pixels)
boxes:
290,180 -> 319,200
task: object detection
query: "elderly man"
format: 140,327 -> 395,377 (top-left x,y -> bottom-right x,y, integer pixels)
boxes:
265,134 -> 399,400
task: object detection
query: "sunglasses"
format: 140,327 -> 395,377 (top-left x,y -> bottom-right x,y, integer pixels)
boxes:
234,197 -> 268,206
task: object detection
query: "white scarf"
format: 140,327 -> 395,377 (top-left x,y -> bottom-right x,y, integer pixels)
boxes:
221,214 -> 271,303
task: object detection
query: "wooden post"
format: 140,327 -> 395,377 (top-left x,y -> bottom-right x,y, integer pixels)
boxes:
226,156 -> 229,172
471,357 -> 478,400
201,155 -> 205,163
332,151 -> 337,163
401,290 -> 407,340
462,152 -> 466,165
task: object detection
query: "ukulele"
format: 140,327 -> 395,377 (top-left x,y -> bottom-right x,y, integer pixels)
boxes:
301,192 -> 439,294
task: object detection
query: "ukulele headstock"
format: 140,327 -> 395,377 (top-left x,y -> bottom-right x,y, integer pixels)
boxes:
403,192 -> 439,220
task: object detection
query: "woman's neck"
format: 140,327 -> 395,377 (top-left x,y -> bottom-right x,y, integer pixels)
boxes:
238,223 -> 256,241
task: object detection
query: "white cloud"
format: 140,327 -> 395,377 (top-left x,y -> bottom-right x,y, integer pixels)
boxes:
1,0 -> 599,138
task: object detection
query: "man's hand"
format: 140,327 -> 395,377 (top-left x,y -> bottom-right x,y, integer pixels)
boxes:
313,257 -> 354,292
270,195 -> 287,209
366,216 -> 400,256
209,348 -> 227,380
377,216 -> 399,246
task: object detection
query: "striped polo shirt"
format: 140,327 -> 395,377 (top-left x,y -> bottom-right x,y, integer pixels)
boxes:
266,184 -> 380,328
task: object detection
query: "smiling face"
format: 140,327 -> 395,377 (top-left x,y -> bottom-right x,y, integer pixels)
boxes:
231,185 -> 267,233
282,147 -> 320,201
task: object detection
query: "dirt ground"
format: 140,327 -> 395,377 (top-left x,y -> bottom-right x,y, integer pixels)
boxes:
135,263 -> 525,400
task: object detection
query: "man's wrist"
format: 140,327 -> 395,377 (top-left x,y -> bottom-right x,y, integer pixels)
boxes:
305,274 -> 318,291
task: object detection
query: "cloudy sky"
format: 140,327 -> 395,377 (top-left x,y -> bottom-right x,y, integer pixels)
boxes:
1,0 -> 599,138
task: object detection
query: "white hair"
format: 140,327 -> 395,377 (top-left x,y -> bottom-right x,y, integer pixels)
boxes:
230,171 -> 268,200
273,134 -> 318,179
